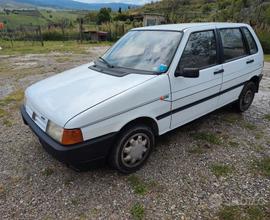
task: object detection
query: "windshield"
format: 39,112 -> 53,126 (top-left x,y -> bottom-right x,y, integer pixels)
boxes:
102,30 -> 182,73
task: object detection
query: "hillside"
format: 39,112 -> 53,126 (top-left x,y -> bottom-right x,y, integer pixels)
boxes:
0,0 -> 137,11
137,0 -> 270,26
0,9 -> 87,29
134,0 -> 270,52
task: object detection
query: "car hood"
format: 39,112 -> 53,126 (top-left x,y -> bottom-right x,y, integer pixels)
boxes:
25,63 -> 155,127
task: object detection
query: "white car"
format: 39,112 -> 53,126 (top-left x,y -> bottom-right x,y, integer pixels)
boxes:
21,23 -> 264,173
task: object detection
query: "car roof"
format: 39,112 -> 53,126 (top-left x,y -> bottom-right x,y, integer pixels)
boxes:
132,22 -> 249,32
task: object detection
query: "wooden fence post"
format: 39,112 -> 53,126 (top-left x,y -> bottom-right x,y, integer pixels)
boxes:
38,25 -> 44,47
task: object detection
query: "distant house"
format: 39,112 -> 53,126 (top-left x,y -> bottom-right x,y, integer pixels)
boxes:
143,13 -> 166,26
83,30 -> 108,41
131,13 -> 166,26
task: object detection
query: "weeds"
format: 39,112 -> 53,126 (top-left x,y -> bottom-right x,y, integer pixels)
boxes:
264,114 -> 270,121
218,205 -> 268,220
127,175 -> 148,196
191,132 -> 222,145
131,203 -> 145,220
253,157 -> 270,177
211,164 -> 234,178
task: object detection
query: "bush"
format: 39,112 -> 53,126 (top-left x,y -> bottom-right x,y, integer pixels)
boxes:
42,31 -> 64,41
42,30 -> 78,41
257,31 -> 270,54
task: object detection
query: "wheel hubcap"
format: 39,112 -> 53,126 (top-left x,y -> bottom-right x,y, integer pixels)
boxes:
244,90 -> 253,105
121,133 -> 150,167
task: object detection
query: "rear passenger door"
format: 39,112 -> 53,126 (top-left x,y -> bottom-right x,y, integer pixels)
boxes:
217,27 -> 259,107
242,27 -> 261,74
169,29 -> 223,129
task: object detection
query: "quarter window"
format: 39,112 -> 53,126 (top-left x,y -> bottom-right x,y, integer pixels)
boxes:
242,28 -> 258,54
219,28 -> 247,62
178,30 -> 217,73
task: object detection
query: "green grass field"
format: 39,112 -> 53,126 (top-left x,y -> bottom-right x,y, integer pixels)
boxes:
0,10 -> 85,29
0,40 -> 112,55
0,13 -> 47,28
39,10 -> 84,22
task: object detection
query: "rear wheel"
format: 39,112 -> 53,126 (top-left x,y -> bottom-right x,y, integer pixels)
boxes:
234,81 -> 256,112
109,124 -> 155,174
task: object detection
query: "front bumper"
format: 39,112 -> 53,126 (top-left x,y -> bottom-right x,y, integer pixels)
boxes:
20,106 -> 116,166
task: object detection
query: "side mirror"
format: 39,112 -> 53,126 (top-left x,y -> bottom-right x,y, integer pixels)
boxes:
175,68 -> 200,78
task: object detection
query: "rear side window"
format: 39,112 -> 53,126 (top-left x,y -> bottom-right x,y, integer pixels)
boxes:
242,28 -> 258,54
178,30 -> 217,72
219,28 -> 247,62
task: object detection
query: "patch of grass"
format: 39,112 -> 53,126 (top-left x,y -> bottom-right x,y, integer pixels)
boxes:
71,197 -> 80,206
188,146 -> 206,154
253,157 -> 270,177
41,167 -> 54,177
0,108 -> 6,118
3,119 -> 12,127
77,213 -> 87,220
218,205 -> 268,220
242,122 -> 257,131
191,132 -> 222,145
218,206 -> 241,220
228,141 -> 240,148
264,114 -> 270,121
255,132 -> 264,140
223,113 -> 242,123
253,144 -> 265,153
55,57 -> 72,63
246,206 -> 265,220
0,40 -> 112,56
211,164 -> 234,178
131,203 -> 145,220
127,175 -> 148,196
90,208 -> 99,216
264,54 -> 270,62
0,89 -> 24,107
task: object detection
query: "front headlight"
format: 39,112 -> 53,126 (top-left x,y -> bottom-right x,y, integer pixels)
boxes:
46,121 -> 64,143
46,121 -> 83,145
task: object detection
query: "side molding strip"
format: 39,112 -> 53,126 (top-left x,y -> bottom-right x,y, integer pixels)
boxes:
156,81 -> 246,120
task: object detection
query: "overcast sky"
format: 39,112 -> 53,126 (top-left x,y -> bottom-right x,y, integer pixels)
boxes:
74,0 -> 159,5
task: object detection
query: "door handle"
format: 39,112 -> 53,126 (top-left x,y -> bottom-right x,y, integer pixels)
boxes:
246,59 -> 254,64
214,69 -> 224,75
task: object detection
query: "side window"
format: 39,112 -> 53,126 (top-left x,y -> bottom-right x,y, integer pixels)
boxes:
178,30 -> 217,72
242,28 -> 258,54
219,28 -> 247,62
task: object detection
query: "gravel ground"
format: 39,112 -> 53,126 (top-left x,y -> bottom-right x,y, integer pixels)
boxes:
0,48 -> 270,219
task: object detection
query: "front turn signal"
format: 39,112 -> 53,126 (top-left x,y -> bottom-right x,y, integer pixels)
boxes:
61,128 -> 83,145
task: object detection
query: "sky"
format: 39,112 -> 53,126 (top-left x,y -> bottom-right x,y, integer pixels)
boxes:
74,0 -> 159,5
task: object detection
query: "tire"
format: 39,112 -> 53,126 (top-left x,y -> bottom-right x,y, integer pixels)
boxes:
234,81 -> 256,112
109,124 -> 155,174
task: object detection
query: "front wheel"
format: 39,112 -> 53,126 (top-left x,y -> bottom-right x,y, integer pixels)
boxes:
234,81 -> 256,112
109,124 -> 155,174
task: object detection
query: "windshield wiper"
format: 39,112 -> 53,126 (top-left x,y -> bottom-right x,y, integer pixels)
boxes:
98,57 -> 114,68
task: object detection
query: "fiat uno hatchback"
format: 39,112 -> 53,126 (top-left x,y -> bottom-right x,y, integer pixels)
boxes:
21,23 -> 264,173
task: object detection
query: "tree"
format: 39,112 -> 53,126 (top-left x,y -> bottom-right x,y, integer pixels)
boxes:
118,7 -> 122,14
97,8 -> 111,25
